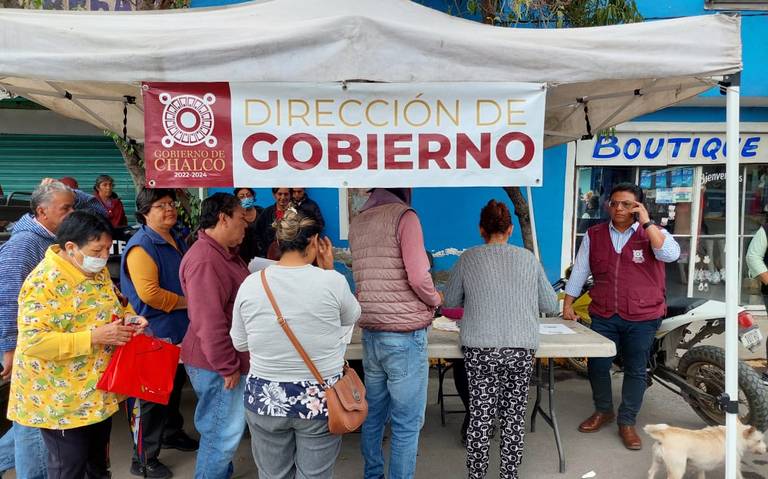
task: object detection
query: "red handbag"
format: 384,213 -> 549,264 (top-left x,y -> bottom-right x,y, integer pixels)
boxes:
97,334 -> 180,405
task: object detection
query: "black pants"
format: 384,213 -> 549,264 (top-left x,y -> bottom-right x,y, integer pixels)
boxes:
349,359 -> 365,383
133,366 -> 188,462
41,417 -> 112,479
451,358 -> 470,436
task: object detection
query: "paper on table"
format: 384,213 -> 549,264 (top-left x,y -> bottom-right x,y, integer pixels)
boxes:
432,316 -> 460,333
539,323 -> 576,335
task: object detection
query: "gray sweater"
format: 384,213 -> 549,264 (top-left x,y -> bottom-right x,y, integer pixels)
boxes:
444,243 -> 559,350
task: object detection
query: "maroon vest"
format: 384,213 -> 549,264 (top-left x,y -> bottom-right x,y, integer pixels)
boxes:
587,222 -> 666,321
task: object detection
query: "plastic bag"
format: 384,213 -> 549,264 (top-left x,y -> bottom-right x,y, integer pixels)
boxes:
97,333 -> 180,405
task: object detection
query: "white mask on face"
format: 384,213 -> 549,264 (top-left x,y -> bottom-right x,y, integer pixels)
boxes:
70,247 -> 108,273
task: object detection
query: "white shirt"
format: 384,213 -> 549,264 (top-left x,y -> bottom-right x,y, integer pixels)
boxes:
231,264 -> 361,382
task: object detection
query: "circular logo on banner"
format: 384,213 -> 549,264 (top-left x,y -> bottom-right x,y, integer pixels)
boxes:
159,93 -> 217,148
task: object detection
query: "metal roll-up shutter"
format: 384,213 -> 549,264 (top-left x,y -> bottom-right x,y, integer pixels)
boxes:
0,134 -> 137,222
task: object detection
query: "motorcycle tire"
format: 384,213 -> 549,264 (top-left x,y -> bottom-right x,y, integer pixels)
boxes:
677,345 -> 768,431
565,357 -> 589,376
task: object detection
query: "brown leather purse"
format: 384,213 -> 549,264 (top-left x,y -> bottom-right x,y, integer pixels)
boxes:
260,269 -> 367,434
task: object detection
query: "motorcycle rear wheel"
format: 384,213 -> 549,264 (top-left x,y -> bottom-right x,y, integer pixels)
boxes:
678,345 -> 768,430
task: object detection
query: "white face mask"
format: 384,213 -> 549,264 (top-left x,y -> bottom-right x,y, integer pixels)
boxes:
71,247 -> 108,274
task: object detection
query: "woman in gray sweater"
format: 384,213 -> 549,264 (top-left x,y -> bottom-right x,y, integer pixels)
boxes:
445,199 -> 558,479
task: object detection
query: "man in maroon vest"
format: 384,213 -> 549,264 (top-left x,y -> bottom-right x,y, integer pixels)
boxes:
563,183 -> 680,450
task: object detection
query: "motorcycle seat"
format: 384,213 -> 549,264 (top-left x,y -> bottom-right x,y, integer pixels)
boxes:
664,297 -> 708,319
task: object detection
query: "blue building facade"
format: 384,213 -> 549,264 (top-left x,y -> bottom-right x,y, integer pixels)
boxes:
193,0 -> 768,307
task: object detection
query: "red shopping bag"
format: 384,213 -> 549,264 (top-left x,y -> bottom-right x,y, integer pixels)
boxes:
97,334 -> 180,405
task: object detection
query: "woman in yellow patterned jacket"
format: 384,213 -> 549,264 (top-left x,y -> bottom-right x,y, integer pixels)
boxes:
7,210 -> 147,478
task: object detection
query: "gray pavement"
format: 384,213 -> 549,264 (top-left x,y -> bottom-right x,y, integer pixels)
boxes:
11,366 -> 762,479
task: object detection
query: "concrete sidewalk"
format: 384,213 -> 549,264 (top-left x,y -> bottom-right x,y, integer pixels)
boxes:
8,366 -> 762,479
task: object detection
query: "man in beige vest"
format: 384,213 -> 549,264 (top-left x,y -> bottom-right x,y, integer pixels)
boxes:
349,188 -> 442,479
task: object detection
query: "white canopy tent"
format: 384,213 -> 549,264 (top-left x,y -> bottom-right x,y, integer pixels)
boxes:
0,0 -> 745,475
0,0 -> 741,147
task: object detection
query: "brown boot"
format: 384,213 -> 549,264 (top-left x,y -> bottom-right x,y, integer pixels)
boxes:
578,411 -> 615,433
618,425 -> 642,450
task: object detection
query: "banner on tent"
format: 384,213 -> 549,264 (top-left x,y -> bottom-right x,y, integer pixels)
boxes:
143,82 -> 546,188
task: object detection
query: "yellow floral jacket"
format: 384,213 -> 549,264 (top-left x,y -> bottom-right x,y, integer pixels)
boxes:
8,246 -> 130,429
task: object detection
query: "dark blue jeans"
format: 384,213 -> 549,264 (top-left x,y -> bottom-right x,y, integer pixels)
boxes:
587,314 -> 661,426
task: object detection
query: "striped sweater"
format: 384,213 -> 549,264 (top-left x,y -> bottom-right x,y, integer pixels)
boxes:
0,214 -> 56,352
444,243 -> 558,350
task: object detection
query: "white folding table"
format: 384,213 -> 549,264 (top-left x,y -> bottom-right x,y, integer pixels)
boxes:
344,318 -> 616,473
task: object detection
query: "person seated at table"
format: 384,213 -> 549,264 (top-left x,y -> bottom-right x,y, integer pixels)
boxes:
445,199 -> 558,479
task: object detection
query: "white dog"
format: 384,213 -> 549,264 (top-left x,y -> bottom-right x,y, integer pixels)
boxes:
644,422 -> 766,479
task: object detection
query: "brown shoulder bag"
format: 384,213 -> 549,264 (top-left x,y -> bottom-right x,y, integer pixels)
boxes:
260,269 -> 368,434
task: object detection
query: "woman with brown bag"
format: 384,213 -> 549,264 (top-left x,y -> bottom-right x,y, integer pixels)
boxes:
231,209 -> 361,479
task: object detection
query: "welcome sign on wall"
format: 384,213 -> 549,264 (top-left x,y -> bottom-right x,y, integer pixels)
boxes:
143,82 -> 546,188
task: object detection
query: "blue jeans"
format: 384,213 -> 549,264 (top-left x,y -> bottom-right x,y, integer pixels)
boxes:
0,426 -> 13,474
588,314 -> 661,426
185,365 -> 246,479
0,423 -> 47,479
360,329 -> 428,479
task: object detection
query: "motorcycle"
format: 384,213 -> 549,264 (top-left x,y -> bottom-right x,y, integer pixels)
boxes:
552,276 -> 768,431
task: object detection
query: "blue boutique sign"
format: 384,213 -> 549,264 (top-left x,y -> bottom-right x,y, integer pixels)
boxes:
577,131 -> 767,165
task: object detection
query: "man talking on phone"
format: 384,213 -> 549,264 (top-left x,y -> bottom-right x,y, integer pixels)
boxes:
563,183 -> 680,451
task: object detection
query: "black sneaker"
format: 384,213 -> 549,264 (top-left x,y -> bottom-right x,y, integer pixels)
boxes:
161,431 -> 199,452
130,459 -> 173,479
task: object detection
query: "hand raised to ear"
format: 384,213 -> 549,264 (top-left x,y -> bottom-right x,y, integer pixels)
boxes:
317,236 -> 335,270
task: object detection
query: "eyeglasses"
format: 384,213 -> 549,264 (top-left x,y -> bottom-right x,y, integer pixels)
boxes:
151,200 -> 180,210
608,200 -> 635,210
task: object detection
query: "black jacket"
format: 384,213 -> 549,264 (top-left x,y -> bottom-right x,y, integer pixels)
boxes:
253,204 -> 278,258
294,195 -> 325,230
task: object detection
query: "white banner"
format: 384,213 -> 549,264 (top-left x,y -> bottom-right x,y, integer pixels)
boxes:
229,82 -> 545,188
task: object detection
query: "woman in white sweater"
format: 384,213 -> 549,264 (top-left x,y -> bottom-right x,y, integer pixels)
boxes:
230,209 -> 361,479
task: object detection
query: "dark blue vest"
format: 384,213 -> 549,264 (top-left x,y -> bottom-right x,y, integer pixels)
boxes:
120,225 -> 189,344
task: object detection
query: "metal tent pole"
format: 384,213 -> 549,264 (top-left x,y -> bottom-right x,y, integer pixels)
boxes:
723,72 -> 741,479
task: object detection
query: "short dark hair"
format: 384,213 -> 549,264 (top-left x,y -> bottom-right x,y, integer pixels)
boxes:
479,199 -> 512,236
199,193 -> 240,229
135,188 -> 176,225
610,183 -> 644,203
385,188 -> 410,203
274,209 -> 322,254
234,187 -> 255,198
93,174 -> 114,193
56,210 -> 112,249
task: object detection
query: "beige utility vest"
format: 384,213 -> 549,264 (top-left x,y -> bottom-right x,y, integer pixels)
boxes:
348,203 -> 433,332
